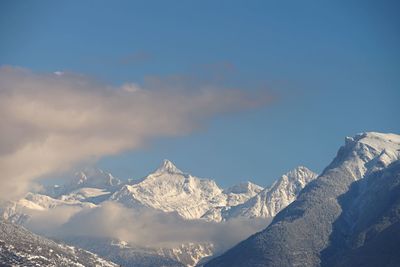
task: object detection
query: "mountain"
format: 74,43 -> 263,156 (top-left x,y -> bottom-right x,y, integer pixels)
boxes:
1,159 -> 317,267
1,192 -> 95,224
59,236 -> 187,267
321,160 -> 400,267
44,167 -> 121,198
111,159 -> 263,220
205,132 -> 400,267
59,187 -> 113,204
0,220 -> 117,267
61,236 -> 220,267
223,181 -> 264,206
201,166 -> 317,222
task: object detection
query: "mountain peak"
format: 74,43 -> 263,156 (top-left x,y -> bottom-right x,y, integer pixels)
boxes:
205,132 -> 400,267
74,167 -> 120,187
155,159 -> 183,174
224,181 -> 263,194
285,166 -> 318,182
329,132 -> 400,178
345,132 -> 400,147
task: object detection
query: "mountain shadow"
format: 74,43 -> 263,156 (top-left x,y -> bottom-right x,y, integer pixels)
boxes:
320,160 -> 400,267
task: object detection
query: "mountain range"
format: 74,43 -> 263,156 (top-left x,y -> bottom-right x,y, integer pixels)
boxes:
2,132 -> 398,267
1,159 -> 317,266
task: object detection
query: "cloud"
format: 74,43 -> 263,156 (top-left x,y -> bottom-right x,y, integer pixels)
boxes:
25,202 -> 270,251
20,205 -> 86,234
0,66 -> 271,200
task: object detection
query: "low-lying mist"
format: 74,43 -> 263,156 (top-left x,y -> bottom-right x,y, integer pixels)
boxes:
23,201 -> 270,252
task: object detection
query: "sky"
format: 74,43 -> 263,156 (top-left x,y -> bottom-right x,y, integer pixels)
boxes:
1,0 -> 399,190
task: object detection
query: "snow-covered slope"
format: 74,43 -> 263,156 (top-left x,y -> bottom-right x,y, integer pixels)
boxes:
111,160 -> 226,219
1,159 -> 317,267
2,168 -> 117,222
21,193 -> 95,210
44,167 -> 121,197
156,242 -> 215,267
228,166 -> 317,219
59,187 -> 112,204
0,220 -> 117,267
201,181 -> 264,222
1,192 -> 95,225
60,236 -> 187,267
223,182 -> 264,206
64,236 -> 215,267
322,160 -> 400,267
205,132 -> 400,267
201,167 -> 317,222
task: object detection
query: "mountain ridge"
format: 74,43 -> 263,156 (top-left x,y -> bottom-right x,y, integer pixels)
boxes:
0,219 -> 117,267
1,159 -> 319,267
205,132 -> 400,267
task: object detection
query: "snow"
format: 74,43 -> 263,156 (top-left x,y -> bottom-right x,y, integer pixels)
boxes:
202,166 -> 318,221
44,167 -> 121,198
224,181 -> 263,195
155,159 -> 184,174
22,193 -> 96,210
205,132 -> 400,267
59,187 -> 111,202
1,192 -> 96,225
112,160 -> 273,221
2,159 -> 319,266
0,220 -> 118,267
111,160 -> 226,219
331,132 -> 400,181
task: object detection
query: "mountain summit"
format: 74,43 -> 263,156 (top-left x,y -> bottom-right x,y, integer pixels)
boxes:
111,160 -> 225,219
155,159 -> 183,174
2,156 -> 319,266
202,166 -> 317,222
205,132 -> 400,267
44,167 -> 121,197
228,165 -> 318,219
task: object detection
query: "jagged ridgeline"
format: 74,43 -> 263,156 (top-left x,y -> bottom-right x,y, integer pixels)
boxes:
1,158 -> 317,266
205,132 -> 400,267
3,132 -> 398,267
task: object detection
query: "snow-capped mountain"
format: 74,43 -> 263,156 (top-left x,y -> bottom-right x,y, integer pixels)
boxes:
63,236 -> 216,267
223,181 -> 264,206
1,192 -> 95,225
201,166 -> 317,222
44,167 -> 121,198
0,220 -> 117,267
59,187 -> 112,204
1,159 -> 317,267
111,160 -> 264,220
321,160 -> 400,267
205,132 -> 400,267
59,236 -> 187,267
226,166 -> 317,219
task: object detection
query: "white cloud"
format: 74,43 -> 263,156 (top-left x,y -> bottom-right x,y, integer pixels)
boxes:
25,202 -> 270,251
0,66 -> 270,200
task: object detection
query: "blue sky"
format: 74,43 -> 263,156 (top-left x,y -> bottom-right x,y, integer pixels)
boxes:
1,0 -> 399,187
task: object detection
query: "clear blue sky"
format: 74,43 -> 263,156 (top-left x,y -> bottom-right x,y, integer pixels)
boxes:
1,0 -> 399,187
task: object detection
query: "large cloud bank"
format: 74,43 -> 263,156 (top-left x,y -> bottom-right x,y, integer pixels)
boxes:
23,202 -> 270,251
0,66 -> 269,200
